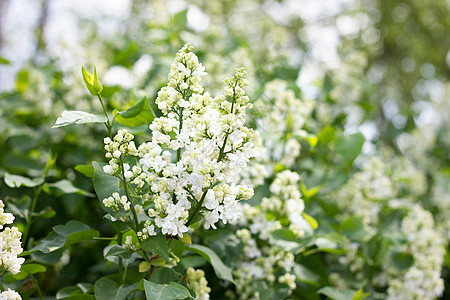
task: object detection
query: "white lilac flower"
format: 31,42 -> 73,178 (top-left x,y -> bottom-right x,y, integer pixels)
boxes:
137,220 -> 158,240
0,201 -> 14,230
386,205 -> 445,300
101,44 -> 259,239
186,267 -> 211,300
0,289 -> 21,300
239,79 -> 315,187
0,199 -> 25,299
102,193 -> 131,212
232,170 -> 310,299
124,236 -> 135,250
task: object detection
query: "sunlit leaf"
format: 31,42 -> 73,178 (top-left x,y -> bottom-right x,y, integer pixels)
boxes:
113,97 -> 154,127
4,173 -> 44,188
52,110 -> 107,128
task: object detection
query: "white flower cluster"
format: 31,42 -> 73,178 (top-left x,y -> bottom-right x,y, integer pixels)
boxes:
386,205 -> 445,300
101,44 -> 259,238
136,220 -> 157,240
0,200 -> 24,299
232,245 -> 296,299
391,156 -> 427,197
102,192 -> 131,212
432,172 -> 450,240
332,154 -> 444,296
103,129 -> 139,177
335,156 -> 394,234
124,235 -> 138,250
336,154 -> 429,236
241,170 -> 310,239
232,170 -> 312,299
186,267 -> 211,300
0,289 -> 21,300
240,79 -> 314,187
0,201 -> 14,230
256,80 -> 314,167
0,200 -> 25,276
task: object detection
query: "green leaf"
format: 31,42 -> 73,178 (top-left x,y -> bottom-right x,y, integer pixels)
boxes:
352,289 -> 370,300
77,283 -> 93,294
75,165 -> 94,178
149,267 -> 186,285
31,220 -> 99,253
318,286 -> 361,300
181,256 -> 207,269
318,125 -> 336,144
59,295 -> 96,300
139,261 -> 152,273
92,161 -> 126,219
339,217 -> 368,241
297,131 -> 318,150
186,244 -> 234,284
93,161 -> 120,201
0,56 -> 10,64
251,281 -> 290,300
302,212 -> 319,230
12,263 -> 46,280
273,163 -> 287,173
16,69 -> 29,92
270,229 -> 314,253
321,170 -> 350,193
32,206 -> 56,219
4,173 -> 44,188
143,280 -> 191,300
203,229 -> 243,267
104,245 -> 133,260
52,110 -> 107,128
141,233 -> 169,262
388,249 -> 414,270
44,179 -> 94,197
314,234 -> 346,254
300,182 -> 322,199
179,233 -> 191,244
172,9 -> 188,27
82,66 -> 103,96
114,97 -> 155,126
335,132 -> 365,165
293,264 -> 320,286
57,285 -> 83,299
43,152 -> 57,177
94,278 -> 138,300
56,283 -> 92,299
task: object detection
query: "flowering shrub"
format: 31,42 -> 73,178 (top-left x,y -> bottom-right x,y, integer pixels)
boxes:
32,43 -> 259,299
0,1 -> 449,299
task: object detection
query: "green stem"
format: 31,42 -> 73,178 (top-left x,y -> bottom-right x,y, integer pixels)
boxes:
122,258 -> 129,283
92,237 -> 116,241
31,274 -> 44,299
177,107 -> 184,161
186,191 -> 208,227
117,231 -> 124,281
119,159 -> 152,263
218,83 -> 237,162
184,187 -> 198,204
23,185 -> 43,246
218,133 -> 229,162
301,248 -> 321,257
97,93 -> 112,138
